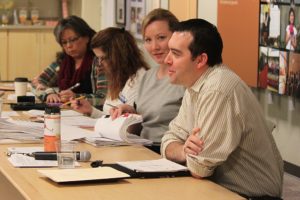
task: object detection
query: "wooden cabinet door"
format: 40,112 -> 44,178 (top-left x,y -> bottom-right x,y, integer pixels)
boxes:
0,31 -> 8,80
8,30 -> 40,80
39,30 -> 61,74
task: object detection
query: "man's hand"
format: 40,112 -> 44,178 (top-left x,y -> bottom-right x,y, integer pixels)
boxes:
182,128 -> 203,156
165,128 -> 204,164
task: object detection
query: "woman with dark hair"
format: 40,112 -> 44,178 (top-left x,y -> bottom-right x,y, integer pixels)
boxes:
286,7 -> 297,50
33,15 -> 107,104
70,27 -> 148,117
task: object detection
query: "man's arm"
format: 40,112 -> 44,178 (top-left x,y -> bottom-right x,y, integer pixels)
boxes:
165,128 -> 204,165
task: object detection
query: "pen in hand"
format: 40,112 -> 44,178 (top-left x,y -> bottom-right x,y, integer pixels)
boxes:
60,96 -> 85,107
68,83 -> 80,91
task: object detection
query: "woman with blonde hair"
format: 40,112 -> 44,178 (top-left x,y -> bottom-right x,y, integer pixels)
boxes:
111,9 -> 185,153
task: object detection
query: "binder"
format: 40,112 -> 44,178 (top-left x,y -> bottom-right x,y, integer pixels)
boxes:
104,163 -> 190,178
103,158 -> 191,178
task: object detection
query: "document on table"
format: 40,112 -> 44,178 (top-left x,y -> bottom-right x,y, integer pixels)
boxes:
8,154 -> 58,167
24,109 -> 97,127
61,124 -> 98,141
92,114 -> 152,146
117,158 -> 188,173
0,111 -> 19,118
25,109 -> 83,117
0,118 -> 43,141
7,92 -> 35,101
7,146 -> 80,168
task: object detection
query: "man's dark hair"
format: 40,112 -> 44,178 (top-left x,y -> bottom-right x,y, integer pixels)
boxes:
174,18 -> 223,66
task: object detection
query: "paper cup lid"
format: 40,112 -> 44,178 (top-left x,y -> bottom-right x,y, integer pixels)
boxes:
14,77 -> 28,82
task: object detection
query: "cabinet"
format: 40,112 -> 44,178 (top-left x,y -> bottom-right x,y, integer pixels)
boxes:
2,28 -> 60,81
0,31 -> 8,81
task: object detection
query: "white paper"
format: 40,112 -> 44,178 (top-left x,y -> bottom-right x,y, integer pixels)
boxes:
93,114 -> 152,145
8,146 -> 44,154
7,92 -> 35,101
0,111 -> 19,118
61,124 -> 98,141
7,147 -> 80,168
269,5 -> 280,38
61,115 -> 97,127
8,154 -> 58,167
25,109 -> 83,117
117,158 -> 188,172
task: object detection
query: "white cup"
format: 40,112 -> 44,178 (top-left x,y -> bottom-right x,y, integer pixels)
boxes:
14,77 -> 28,97
56,141 -> 77,169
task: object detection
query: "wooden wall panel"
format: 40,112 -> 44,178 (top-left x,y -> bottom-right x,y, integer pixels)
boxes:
218,0 -> 259,87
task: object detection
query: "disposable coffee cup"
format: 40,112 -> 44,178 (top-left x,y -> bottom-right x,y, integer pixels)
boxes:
14,77 -> 28,97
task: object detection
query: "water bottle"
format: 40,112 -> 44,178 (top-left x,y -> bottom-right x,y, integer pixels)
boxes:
44,106 -> 61,152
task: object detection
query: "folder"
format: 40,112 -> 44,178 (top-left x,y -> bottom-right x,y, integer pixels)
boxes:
104,158 -> 191,178
38,167 -> 130,183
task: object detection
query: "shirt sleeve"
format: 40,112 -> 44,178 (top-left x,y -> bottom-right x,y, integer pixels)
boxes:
162,89 -> 244,178
187,90 -> 243,177
38,62 -> 59,87
161,91 -> 190,156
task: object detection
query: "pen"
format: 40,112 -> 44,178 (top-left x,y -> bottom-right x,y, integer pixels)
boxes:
60,96 -> 85,107
106,103 -> 118,109
68,83 -> 80,91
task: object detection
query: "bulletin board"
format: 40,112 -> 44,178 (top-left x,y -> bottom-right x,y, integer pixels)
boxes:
217,0 -> 259,87
258,0 -> 300,98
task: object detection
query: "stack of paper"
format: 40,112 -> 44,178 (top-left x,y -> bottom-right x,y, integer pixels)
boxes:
0,118 -> 43,141
88,114 -> 152,146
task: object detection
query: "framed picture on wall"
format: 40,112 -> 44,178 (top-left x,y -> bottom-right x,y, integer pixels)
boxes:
116,0 -> 126,25
258,0 -> 300,98
126,0 -> 146,40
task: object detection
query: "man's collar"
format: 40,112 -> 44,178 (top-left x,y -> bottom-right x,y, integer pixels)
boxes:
189,66 -> 217,92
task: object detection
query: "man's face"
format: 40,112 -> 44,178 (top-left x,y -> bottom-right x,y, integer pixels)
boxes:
164,31 -> 199,87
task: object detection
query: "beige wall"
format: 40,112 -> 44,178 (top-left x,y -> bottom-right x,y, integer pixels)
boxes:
80,0 -> 300,167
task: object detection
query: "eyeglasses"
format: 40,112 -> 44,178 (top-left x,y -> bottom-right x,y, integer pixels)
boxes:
61,36 -> 81,46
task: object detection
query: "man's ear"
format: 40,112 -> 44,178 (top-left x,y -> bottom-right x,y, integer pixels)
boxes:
195,53 -> 208,69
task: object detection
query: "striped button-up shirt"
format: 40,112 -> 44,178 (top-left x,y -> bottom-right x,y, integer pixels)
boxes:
161,65 -> 283,197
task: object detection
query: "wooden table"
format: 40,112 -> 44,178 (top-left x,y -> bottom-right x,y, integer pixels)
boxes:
0,88 -> 244,200
0,143 -> 244,200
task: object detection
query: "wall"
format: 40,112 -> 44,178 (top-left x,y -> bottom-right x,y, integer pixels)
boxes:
86,0 -> 300,168
201,1 -> 300,168
198,0 -> 218,25
81,0 -> 101,31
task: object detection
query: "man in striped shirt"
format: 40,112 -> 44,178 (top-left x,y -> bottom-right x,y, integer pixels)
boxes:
162,18 -> 283,199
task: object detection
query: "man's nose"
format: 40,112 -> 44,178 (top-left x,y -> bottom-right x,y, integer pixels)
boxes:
164,51 -> 172,65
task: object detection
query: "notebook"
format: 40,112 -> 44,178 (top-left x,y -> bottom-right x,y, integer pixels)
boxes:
88,114 -> 152,146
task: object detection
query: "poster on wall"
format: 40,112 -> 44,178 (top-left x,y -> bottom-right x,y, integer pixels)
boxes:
116,0 -> 126,25
126,0 -> 146,40
259,0 -> 300,98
